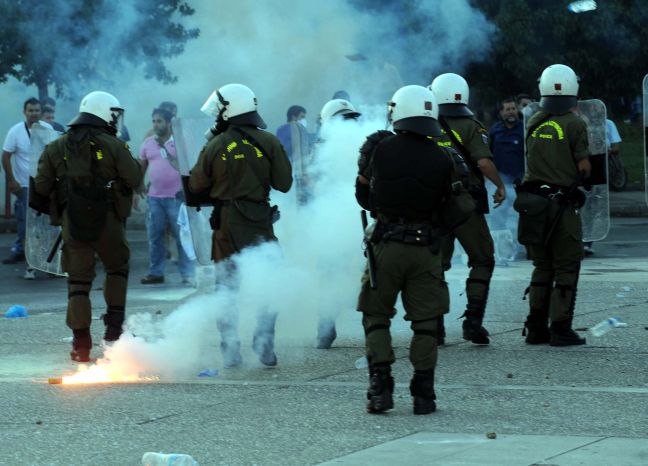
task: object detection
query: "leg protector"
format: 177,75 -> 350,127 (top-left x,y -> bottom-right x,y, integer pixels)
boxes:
410,369 -> 436,415
437,315 -> 446,346
367,364 -> 394,414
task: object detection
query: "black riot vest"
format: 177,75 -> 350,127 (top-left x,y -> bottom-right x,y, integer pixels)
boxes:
369,132 -> 453,222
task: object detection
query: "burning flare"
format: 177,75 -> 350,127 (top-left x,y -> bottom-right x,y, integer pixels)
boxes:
60,362 -> 159,385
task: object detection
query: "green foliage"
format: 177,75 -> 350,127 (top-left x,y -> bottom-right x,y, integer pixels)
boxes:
467,0 -> 648,115
0,0 -> 199,100
617,122 -> 645,189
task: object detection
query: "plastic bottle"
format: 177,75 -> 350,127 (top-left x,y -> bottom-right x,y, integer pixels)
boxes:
589,317 -> 627,337
5,305 -> 28,318
354,356 -> 368,369
142,452 -> 198,466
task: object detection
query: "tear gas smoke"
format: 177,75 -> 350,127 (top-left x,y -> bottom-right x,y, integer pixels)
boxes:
1,0 -> 498,379
0,0 -> 494,143
69,110 -> 384,380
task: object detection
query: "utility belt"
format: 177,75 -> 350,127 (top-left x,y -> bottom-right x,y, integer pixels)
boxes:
516,181 -> 585,207
210,197 -> 279,230
372,220 -> 441,248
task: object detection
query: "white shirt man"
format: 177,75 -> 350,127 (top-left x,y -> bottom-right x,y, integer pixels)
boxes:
2,98 -> 52,274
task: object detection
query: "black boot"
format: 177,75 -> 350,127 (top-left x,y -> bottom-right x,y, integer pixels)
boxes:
367,365 -> 394,414
253,313 -> 278,366
550,319 -> 586,346
437,316 -> 446,346
102,311 -> 124,343
316,318 -> 337,349
71,328 -> 92,362
462,311 -> 490,345
523,313 -> 550,345
410,370 -> 436,415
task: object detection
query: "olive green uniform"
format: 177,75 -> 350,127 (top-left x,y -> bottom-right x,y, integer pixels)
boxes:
356,130 -> 472,414
189,124 -> 292,366
189,125 -> 293,260
437,117 -> 495,325
356,132 -> 468,370
524,111 -> 589,324
35,128 -> 143,334
357,240 -> 448,370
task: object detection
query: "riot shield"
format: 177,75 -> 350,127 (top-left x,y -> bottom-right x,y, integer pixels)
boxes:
173,117 -> 214,265
643,74 -> 648,207
523,100 -> 609,242
26,124 -> 65,275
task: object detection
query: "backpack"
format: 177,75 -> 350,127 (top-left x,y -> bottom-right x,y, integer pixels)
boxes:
61,128 -> 111,241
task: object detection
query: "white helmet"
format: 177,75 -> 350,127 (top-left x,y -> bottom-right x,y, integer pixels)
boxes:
429,73 -> 473,117
69,91 -> 124,130
387,85 -> 441,137
538,64 -> 579,114
201,83 -> 266,129
320,99 -> 361,123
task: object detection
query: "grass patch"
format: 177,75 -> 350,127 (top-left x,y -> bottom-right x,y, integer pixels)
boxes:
617,122 -> 645,191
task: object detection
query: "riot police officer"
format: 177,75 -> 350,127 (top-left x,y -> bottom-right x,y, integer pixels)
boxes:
517,64 -> 590,346
189,84 -> 292,367
355,85 -> 473,415
35,91 -> 143,362
314,98 -> 362,350
429,73 -> 507,345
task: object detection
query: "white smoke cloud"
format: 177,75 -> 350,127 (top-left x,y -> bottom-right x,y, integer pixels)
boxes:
92,111 -> 382,378
1,0 -> 495,145
0,0 -> 498,376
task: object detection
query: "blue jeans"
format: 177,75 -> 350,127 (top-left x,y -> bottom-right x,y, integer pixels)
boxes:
146,196 -> 195,278
11,188 -> 28,255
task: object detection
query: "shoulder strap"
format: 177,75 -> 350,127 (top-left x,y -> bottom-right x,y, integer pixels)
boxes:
438,117 -> 484,182
230,127 -> 271,193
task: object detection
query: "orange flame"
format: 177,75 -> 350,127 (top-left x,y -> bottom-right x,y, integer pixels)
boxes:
59,339 -> 161,385
61,362 -> 159,385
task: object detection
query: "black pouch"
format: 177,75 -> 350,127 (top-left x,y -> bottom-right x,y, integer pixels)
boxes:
513,191 -> 551,246
270,205 -> 280,224
66,184 -> 109,241
182,176 -> 213,208
209,200 -> 223,230
440,185 -> 476,230
469,184 -> 489,214
28,176 -> 50,215
110,180 -> 133,221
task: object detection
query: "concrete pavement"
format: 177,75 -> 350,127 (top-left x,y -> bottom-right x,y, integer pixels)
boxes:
0,219 -> 647,465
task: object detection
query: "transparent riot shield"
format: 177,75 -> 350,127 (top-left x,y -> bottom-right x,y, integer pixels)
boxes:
173,118 -> 214,265
523,100 -> 609,241
26,124 -> 65,275
643,74 -> 648,207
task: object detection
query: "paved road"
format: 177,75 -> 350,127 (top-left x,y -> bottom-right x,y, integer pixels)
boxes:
0,218 -> 647,465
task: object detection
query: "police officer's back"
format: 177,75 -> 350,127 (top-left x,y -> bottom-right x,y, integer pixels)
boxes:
355,85 -> 473,415
516,64 -> 590,346
428,73 -> 507,345
35,91 -> 143,362
188,83 -> 292,368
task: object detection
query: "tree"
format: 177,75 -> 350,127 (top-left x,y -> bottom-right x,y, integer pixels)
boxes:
467,0 -> 648,116
0,0 -> 199,101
